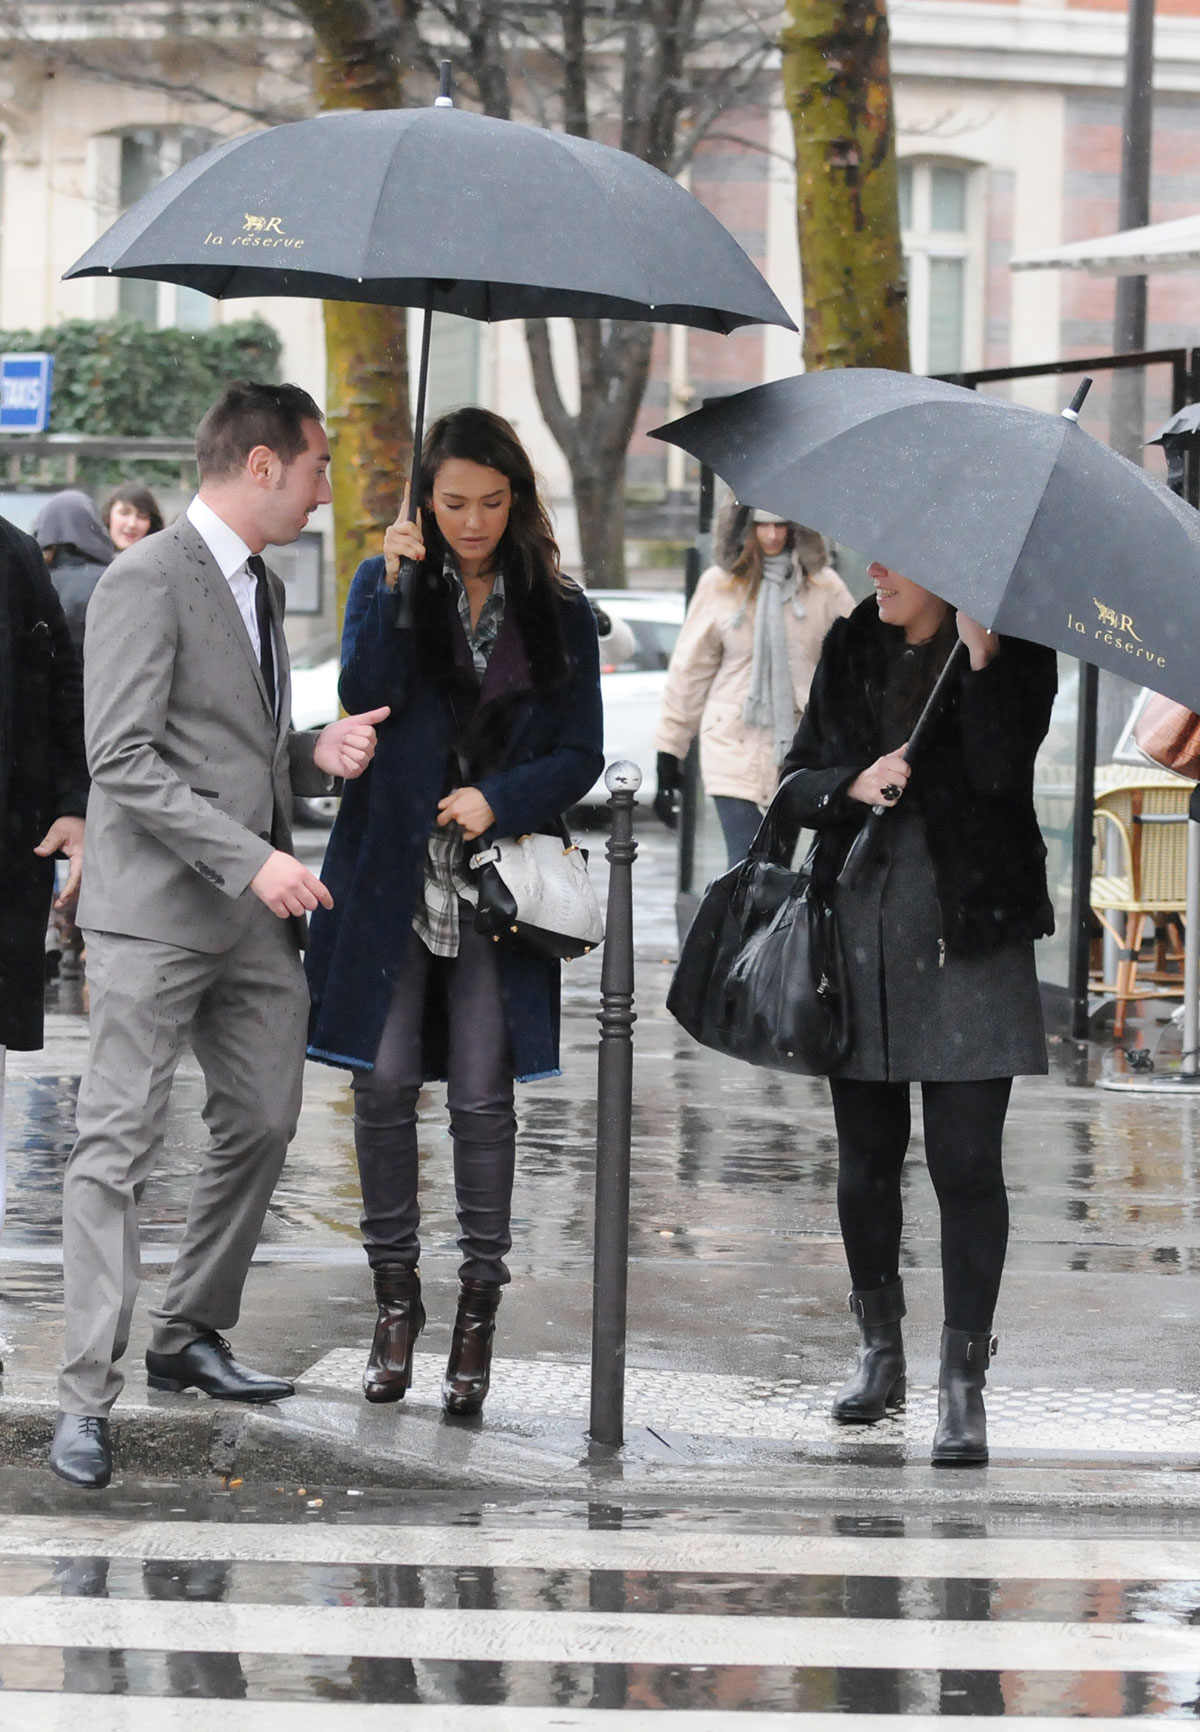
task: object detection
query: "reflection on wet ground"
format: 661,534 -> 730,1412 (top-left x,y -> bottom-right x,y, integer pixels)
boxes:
7,827 -> 1200,1394
13,1554 -> 1200,1625
4,1478 -> 1200,1714
17,976 -> 1200,1276
7,1653 -> 1196,1715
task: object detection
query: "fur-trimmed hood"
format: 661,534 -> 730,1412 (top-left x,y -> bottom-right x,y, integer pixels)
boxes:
714,496 -> 830,579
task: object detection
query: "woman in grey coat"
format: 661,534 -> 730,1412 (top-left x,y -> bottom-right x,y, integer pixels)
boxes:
778,564 -> 1057,1467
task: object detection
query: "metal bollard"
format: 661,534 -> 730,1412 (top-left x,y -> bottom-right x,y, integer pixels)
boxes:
589,760 -> 641,1448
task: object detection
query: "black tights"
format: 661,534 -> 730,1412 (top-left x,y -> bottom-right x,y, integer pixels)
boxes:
828,1077 -> 1013,1333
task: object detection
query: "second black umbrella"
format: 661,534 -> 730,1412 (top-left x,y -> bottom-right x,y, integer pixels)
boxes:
652,367 -> 1200,711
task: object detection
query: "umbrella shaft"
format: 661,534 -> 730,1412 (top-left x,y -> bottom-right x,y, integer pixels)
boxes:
395,300 -> 436,633
837,639 -> 970,892
407,299 -> 435,522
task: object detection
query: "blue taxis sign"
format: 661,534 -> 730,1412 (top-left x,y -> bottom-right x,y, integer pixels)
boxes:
0,353 -> 54,432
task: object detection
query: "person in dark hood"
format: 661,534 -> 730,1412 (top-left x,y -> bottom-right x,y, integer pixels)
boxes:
0,513 -> 88,1370
33,490 -> 115,659
33,492 -> 112,975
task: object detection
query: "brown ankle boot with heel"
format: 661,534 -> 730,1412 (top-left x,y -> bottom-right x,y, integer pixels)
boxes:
362,1262 -> 425,1403
442,1280 -> 502,1416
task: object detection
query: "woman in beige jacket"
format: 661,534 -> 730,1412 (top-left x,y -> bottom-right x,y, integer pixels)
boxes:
654,503 -> 854,865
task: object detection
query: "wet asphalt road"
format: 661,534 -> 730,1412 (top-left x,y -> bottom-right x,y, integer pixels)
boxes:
8,818 -> 1200,1717
6,1472 -> 1200,1720
6,816 -> 1200,1400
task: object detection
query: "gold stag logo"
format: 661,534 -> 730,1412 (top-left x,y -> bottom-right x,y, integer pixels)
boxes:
242,214 -> 286,235
1067,598 -> 1165,669
1092,597 -> 1142,641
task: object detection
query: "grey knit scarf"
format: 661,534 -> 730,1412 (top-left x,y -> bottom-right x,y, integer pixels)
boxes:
742,552 -> 798,764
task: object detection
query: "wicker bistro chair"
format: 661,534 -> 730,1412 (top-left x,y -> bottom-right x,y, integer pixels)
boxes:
1090,771 -> 1194,1039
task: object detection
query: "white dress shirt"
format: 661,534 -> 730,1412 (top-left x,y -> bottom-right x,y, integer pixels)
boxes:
185,494 -> 268,673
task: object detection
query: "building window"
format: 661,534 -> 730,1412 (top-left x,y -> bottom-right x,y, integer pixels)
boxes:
899,160 -> 980,376
117,129 -> 214,330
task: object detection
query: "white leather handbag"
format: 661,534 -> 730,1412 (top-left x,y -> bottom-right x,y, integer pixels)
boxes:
468,824 -> 605,960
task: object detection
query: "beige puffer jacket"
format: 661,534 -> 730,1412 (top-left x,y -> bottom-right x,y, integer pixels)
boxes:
655,558 -> 855,808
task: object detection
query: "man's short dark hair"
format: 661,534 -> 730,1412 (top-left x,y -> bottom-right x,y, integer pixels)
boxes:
195,381 -> 324,482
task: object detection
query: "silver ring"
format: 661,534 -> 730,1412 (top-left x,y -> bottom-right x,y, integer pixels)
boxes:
881,783 -> 902,802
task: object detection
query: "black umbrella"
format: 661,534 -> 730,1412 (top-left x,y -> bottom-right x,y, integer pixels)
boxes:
651,367 -> 1200,712
65,63 -> 794,557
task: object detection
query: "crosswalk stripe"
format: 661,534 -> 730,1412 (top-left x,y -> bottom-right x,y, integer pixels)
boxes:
0,1703 -> 1182,1732
0,1598 -> 1198,1670
1,1516 -> 1200,1582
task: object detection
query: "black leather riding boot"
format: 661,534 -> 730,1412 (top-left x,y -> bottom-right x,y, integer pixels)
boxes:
931,1325 -> 996,1466
362,1263 -> 425,1404
831,1280 -> 907,1423
442,1279 -> 502,1417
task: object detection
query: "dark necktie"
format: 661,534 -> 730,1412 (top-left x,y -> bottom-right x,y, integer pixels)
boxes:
247,554 -> 276,713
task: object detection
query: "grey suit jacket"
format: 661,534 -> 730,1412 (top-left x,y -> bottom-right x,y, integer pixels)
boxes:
77,516 -> 331,952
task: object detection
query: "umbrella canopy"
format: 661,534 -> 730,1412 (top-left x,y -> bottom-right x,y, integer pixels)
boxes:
64,103 -> 793,335
1010,211 -> 1200,277
651,368 -> 1200,710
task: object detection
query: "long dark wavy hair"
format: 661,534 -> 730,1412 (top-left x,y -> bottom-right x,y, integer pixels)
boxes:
418,407 -> 571,600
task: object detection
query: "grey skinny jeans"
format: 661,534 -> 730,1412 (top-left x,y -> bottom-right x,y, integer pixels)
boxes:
352,915 -> 517,1284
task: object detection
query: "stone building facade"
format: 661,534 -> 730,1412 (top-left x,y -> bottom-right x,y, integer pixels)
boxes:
2,0 -> 1199,561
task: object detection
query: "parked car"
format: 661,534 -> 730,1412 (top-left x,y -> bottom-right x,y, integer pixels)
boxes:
583,588 -> 684,806
285,589 -> 685,826
288,634 -> 344,827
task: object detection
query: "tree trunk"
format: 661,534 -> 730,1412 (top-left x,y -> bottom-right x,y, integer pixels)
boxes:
573,464 -> 628,591
525,316 -> 654,588
781,0 -> 909,372
291,0 -> 418,622
323,303 -> 411,611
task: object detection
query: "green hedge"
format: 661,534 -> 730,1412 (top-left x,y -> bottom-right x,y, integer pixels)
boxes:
0,316 -> 283,490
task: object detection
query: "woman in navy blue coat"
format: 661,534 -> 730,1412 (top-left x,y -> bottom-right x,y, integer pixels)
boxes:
306,408 -> 603,1417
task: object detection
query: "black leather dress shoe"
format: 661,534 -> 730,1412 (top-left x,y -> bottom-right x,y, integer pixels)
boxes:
145,1332 -> 294,1403
49,1413 -> 112,1489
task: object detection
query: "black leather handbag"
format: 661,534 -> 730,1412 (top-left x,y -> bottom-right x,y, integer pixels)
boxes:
666,776 -> 851,1074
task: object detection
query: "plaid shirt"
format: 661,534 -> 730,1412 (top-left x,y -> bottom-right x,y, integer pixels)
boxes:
413,561 -> 506,958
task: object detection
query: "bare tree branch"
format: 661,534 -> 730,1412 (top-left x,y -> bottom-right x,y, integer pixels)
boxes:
438,0 -> 777,581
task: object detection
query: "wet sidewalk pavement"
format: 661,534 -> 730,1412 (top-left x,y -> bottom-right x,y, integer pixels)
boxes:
6,824 -> 1200,1502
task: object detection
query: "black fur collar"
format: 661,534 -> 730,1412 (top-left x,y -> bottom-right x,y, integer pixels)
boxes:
411,557 -> 571,696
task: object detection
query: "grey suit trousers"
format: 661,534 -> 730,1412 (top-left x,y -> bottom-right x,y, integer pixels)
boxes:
58,905 -> 308,1415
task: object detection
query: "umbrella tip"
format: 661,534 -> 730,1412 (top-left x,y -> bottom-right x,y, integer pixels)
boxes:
1062,376 -> 1093,421
435,60 -> 453,107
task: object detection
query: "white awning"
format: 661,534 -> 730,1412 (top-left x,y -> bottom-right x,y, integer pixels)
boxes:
1010,212 -> 1200,275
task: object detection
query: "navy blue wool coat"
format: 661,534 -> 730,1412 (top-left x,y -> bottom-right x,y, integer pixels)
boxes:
305,554 -> 604,1079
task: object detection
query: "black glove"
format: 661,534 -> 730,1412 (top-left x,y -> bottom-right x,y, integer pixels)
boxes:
654,751 -> 682,830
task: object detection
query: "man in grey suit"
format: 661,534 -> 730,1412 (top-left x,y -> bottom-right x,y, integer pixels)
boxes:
52,381 -> 386,1489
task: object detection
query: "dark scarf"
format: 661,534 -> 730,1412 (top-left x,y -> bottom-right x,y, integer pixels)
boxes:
414,556 -> 571,783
